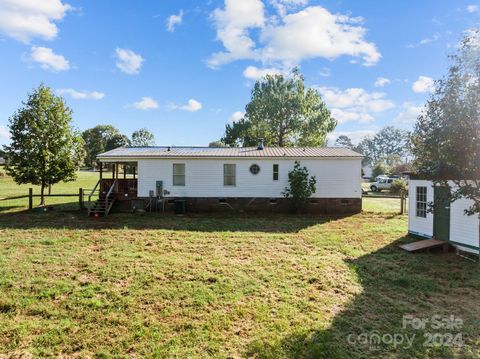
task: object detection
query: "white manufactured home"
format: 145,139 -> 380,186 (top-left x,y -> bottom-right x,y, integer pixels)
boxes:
408,179 -> 480,254
94,145 -> 363,214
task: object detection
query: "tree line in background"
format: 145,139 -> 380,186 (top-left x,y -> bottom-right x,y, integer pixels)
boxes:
334,126 -> 412,178
82,126 -> 155,169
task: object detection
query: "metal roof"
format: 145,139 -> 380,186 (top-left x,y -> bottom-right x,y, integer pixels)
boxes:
97,146 -> 363,159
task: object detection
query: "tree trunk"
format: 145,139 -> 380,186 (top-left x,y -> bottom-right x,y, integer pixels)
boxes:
48,184 -> 52,195
40,180 -> 45,206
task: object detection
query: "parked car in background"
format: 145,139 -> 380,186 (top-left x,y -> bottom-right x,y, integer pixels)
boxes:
370,175 -> 396,192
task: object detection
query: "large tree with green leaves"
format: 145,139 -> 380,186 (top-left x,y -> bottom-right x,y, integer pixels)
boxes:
3,84 -> 85,205
82,125 -> 130,168
131,128 -> 155,147
222,69 -> 336,147
412,29 -> 480,214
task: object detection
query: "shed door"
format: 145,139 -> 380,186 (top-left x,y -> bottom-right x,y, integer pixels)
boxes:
434,186 -> 450,241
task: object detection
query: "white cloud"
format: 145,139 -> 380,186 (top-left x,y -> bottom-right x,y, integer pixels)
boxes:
0,0 -> 72,43
29,46 -> 70,71
412,75 -> 435,93
467,4 -> 478,13
318,67 -> 331,77
243,65 -> 281,80
407,33 -> 440,48
133,97 -> 159,110
374,77 -> 390,87
170,99 -> 203,112
208,3 -> 380,68
393,102 -> 423,125
327,130 -> 376,145
115,48 -> 144,75
317,86 -> 394,124
166,9 -> 184,32
0,125 -> 10,140
229,111 -> 245,122
57,88 -> 105,100
208,0 -> 265,68
270,0 -> 309,17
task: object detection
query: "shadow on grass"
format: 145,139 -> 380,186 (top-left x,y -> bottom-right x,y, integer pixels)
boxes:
0,201 -> 352,233
246,236 -> 480,358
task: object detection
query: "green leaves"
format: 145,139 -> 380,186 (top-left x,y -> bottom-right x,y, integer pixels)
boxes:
131,128 -> 155,147
4,84 -> 84,205
283,161 -> 317,211
222,69 -> 336,147
411,29 -> 480,214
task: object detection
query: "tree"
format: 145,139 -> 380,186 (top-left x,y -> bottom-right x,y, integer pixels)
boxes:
106,133 -> 131,150
3,85 -> 84,206
131,128 -> 155,147
371,162 -> 391,178
222,69 -> 336,147
208,140 -> 228,148
334,135 -> 354,149
283,161 -> 317,212
358,126 -> 410,167
82,125 -> 127,168
411,29 -> 480,214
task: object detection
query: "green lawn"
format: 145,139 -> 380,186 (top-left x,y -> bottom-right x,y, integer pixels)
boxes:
0,173 -> 478,358
0,170 -> 98,210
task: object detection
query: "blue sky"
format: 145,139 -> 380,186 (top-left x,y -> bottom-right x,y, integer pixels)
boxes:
0,0 -> 479,147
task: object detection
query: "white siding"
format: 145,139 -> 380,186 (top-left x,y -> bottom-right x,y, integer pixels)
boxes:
408,180 -> 480,253
408,180 -> 434,238
137,158 -> 361,199
450,194 -> 480,253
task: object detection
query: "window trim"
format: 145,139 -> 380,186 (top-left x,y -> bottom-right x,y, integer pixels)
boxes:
416,186 -> 427,218
273,164 -> 279,181
172,163 -> 185,186
223,164 -> 236,186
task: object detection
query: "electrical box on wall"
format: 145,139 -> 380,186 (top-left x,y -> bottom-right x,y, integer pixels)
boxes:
156,181 -> 163,198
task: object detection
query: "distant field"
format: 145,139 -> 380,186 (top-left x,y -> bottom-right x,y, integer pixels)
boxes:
0,170 -> 98,210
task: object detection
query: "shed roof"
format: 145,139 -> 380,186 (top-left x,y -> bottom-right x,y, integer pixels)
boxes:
97,146 -> 363,160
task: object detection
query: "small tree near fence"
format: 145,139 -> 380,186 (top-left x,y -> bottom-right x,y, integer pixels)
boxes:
4,84 -> 84,206
283,161 -> 316,212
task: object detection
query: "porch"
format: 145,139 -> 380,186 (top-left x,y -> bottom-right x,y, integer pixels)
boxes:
88,161 -> 138,216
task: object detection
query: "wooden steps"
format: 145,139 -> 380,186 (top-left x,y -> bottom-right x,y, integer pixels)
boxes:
88,197 -> 115,217
399,239 -> 449,253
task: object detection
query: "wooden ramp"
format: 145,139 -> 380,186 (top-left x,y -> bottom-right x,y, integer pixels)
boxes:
399,239 -> 448,253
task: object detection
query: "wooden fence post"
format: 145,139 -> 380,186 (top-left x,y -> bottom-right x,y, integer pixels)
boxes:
28,188 -> 33,210
79,188 -> 84,210
400,190 -> 405,215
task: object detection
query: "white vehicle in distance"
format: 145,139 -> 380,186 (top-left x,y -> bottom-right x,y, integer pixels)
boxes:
370,176 -> 397,192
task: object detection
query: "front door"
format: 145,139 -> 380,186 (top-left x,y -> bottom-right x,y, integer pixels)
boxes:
433,186 -> 450,241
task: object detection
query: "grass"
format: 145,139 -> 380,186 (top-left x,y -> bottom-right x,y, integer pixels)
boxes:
0,173 -> 478,358
0,170 -> 98,210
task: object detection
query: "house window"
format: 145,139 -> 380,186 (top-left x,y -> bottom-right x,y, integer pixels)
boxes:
416,186 -> 427,218
173,163 -> 185,186
273,164 -> 279,181
224,164 -> 236,186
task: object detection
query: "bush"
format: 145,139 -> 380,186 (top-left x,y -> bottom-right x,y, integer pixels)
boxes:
283,161 -> 316,212
371,162 -> 391,178
390,178 -> 408,195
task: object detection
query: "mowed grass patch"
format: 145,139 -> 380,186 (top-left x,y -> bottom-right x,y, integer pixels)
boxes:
0,211 -> 479,358
0,170 -> 98,211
